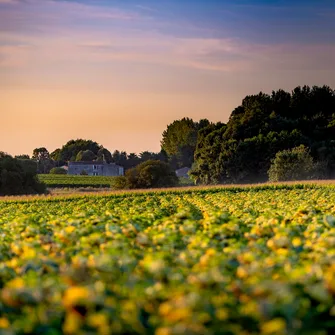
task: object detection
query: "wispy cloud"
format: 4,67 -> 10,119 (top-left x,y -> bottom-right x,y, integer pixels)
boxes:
135,4 -> 158,13
0,0 -> 140,35
2,22 -> 335,76
1,0 -> 335,78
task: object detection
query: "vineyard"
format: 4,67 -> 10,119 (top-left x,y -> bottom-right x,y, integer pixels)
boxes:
38,174 -> 116,188
0,184 -> 335,334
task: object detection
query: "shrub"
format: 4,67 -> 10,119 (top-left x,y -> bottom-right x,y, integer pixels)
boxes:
126,160 -> 178,189
268,145 -> 326,182
80,170 -> 88,176
0,153 -> 46,195
179,176 -> 195,186
50,167 -> 67,175
110,176 -> 128,190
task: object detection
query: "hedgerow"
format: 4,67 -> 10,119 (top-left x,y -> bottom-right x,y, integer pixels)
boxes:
38,174 -> 115,188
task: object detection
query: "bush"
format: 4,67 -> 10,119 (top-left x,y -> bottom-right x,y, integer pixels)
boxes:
268,145 -> 326,182
179,176 -> 195,186
126,160 -> 178,189
0,153 -> 46,195
110,176 -> 128,190
80,170 -> 88,176
50,167 -> 67,175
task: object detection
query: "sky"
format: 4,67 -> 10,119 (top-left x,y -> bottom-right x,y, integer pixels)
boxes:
1,0 -> 335,156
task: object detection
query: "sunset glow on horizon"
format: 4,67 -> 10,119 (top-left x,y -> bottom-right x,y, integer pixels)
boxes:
1,0 -> 335,156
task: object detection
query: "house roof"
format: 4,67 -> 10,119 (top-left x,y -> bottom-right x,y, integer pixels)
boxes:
68,161 -> 105,166
68,161 -> 120,167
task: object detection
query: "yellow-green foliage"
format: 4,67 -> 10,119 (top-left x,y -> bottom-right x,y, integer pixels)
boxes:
38,174 -> 116,188
1,184 -> 335,334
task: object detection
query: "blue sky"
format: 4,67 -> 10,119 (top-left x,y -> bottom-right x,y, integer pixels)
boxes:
1,0 -> 335,155
60,0 -> 335,41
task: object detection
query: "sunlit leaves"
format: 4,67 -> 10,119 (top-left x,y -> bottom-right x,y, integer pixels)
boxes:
0,185 -> 335,334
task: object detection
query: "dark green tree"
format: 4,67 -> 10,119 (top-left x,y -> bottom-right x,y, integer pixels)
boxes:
15,154 -> 30,160
32,147 -> 50,161
32,147 -> 54,174
97,148 -> 112,163
125,160 -> 178,189
49,148 -> 66,168
112,150 -> 128,167
50,149 -> 61,161
76,150 -> 97,162
125,153 -> 141,170
161,118 -> 210,169
0,153 -> 46,195
268,145 -> 326,182
190,122 -> 226,184
56,139 -> 101,162
139,151 -> 167,163
192,85 -> 335,184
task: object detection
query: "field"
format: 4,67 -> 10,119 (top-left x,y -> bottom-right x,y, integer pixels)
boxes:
38,174 -> 117,188
38,175 -> 193,190
1,184 -> 335,334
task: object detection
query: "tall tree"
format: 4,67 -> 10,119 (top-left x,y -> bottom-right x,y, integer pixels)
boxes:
192,85 -> 335,184
161,118 -> 210,169
0,153 -> 45,195
56,139 -> 101,162
32,147 -> 50,161
76,150 -> 97,162
190,122 -> 226,184
139,151 -> 168,163
15,154 -> 30,160
125,153 -> 140,170
50,149 -> 61,161
112,150 -> 128,167
97,148 -> 112,163
32,147 -> 54,174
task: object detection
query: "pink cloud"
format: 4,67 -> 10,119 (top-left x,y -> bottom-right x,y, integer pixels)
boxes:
0,0 -> 334,76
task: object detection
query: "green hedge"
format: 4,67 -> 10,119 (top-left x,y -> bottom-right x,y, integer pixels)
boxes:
38,174 -> 117,188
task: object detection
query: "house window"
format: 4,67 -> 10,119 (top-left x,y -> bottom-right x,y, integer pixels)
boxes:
93,172 -> 98,176
93,165 -> 98,170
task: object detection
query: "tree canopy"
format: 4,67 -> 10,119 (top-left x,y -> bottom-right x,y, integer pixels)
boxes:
161,118 -> 210,169
125,160 -> 178,189
32,147 -> 54,174
49,140 -> 165,171
268,145 -> 326,182
76,150 -> 97,162
97,148 -> 112,163
0,153 -> 46,195
191,85 -> 335,184
51,139 -> 101,162
4,84 -> 334,184
15,154 -> 30,160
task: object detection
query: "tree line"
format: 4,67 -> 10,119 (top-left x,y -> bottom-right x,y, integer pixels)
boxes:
190,85 -> 335,183
0,152 -> 46,195
2,84 -> 335,195
24,140 -> 168,175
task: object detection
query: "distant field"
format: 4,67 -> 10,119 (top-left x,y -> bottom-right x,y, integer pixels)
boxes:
38,174 -> 116,188
38,174 -> 195,190
1,183 -> 335,333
